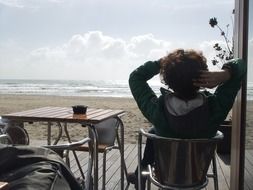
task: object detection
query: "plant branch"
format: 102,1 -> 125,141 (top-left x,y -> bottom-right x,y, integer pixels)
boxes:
216,25 -> 232,54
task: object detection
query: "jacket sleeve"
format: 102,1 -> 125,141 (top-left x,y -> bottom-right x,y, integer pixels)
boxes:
210,58 -> 247,122
128,60 -> 161,123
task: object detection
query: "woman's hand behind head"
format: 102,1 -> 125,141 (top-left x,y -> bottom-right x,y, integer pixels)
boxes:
193,70 -> 231,88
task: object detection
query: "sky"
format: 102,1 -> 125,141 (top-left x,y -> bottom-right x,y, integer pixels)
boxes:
0,0 -> 251,81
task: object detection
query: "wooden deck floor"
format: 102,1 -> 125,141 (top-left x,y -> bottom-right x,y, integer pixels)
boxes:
67,144 -> 248,190
29,139 -> 253,190
244,149 -> 253,190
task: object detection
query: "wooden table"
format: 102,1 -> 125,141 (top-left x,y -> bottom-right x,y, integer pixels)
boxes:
1,106 -> 125,190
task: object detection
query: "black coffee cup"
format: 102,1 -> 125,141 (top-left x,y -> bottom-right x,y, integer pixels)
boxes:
72,105 -> 87,114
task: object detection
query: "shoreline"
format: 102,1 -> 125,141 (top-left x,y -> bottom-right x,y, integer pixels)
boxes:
1,94 -> 253,148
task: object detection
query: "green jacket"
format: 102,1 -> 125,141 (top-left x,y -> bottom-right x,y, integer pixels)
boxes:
129,59 -> 246,138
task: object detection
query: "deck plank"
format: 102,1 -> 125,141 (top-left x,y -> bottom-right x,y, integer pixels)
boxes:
216,154 -> 230,190
244,150 -> 253,189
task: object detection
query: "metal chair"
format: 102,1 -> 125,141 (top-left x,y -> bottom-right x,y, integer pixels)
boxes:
0,127 -> 93,190
138,129 -> 224,190
0,140 -> 9,190
0,134 -> 13,145
0,117 -> 29,145
75,117 -> 128,190
0,138 -> 92,190
43,137 -> 93,190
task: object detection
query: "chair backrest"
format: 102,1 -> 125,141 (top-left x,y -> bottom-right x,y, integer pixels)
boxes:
0,118 -> 29,145
89,117 -> 119,146
144,131 -> 223,188
0,134 -> 13,145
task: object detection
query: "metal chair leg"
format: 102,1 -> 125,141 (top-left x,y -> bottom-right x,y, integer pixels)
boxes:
138,132 -> 142,190
116,127 -> 130,189
212,153 -> 219,190
124,183 -> 130,190
147,177 -> 151,190
86,150 -> 93,190
102,150 -> 107,190
65,150 -> 70,166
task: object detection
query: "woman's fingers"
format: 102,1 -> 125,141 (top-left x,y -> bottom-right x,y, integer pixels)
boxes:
193,80 -> 215,88
193,70 -> 218,88
193,70 -> 229,88
198,71 -> 215,81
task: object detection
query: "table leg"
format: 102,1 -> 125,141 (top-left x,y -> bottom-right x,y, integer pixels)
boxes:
54,122 -> 62,145
47,122 -> 51,145
62,122 -> 85,180
47,122 -> 63,145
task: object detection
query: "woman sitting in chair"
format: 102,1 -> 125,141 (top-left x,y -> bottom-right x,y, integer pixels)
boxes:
128,49 -> 246,189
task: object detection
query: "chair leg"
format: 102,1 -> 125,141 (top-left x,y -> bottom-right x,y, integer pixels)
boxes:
116,130 -> 130,189
116,131 -> 128,173
115,145 -> 129,190
102,150 -> 107,190
147,177 -> 151,190
212,154 -> 219,190
138,132 -> 143,190
85,150 -> 93,190
65,150 -> 70,166
124,183 -> 130,190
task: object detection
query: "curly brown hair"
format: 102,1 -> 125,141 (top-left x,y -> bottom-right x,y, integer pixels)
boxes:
160,49 -> 208,100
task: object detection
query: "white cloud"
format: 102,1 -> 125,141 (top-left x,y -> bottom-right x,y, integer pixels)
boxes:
0,31 -> 173,80
0,0 -> 64,9
129,34 -> 171,57
0,0 -> 24,8
0,31 -> 230,80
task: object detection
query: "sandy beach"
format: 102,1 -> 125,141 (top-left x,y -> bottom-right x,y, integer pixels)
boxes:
1,94 -> 253,148
0,94 -> 151,144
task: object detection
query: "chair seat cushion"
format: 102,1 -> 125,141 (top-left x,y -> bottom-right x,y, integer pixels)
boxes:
74,144 -> 108,153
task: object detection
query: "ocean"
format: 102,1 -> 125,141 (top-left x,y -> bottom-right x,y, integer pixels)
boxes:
0,79 -> 253,99
0,79 -> 161,98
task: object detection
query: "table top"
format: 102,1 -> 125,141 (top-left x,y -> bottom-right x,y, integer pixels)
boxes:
1,106 -> 125,124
